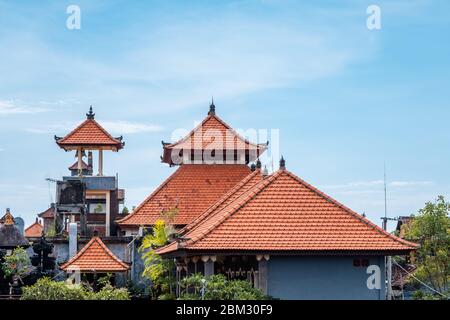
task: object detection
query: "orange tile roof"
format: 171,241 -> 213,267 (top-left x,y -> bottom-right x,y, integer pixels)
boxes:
38,206 -> 55,219
157,168 -> 418,255
60,236 -> 129,272
68,160 -> 89,170
116,164 -> 252,227
24,220 -> 43,238
56,110 -> 123,150
161,107 -> 267,164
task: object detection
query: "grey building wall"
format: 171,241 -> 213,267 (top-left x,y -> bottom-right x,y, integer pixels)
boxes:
267,255 -> 386,300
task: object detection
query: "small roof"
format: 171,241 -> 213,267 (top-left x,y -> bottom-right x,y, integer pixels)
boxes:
24,219 -> 43,238
157,165 -> 418,256
55,107 -> 124,151
38,205 -> 55,219
60,236 -> 129,272
116,164 -> 252,227
161,103 -> 267,165
0,209 -> 29,248
68,160 -> 89,170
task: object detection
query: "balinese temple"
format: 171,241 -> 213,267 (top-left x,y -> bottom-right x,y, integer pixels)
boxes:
24,218 -> 43,238
116,102 -> 268,235
54,107 -> 126,237
0,209 -> 29,251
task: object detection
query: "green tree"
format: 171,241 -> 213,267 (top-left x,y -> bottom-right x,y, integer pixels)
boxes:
1,247 -> 31,280
139,219 -> 175,298
404,195 -> 450,298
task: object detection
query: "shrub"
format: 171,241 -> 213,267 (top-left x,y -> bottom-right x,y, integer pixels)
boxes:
21,277 -> 130,300
179,274 -> 268,300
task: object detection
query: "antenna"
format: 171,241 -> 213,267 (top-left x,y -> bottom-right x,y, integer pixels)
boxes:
383,163 -> 387,229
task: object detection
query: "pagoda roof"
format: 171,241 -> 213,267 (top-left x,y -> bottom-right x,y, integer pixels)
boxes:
0,209 -> 29,248
161,103 -> 267,165
60,236 -> 130,272
116,164 -> 252,227
55,107 -> 124,151
68,160 -> 89,170
157,165 -> 418,256
24,219 -> 43,238
38,205 -> 55,219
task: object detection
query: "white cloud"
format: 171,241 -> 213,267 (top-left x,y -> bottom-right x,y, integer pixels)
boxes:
101,121 -> 163,134
321,180 -> 435,190
320,180 -> 384,189
0,100 -> 48,115
25,120 -> 162,135
390,181 -> 434,187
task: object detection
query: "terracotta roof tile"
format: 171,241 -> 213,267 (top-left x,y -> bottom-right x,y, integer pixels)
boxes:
56,119 -> 123,150
162,113 -> 267,164
68,160 -> 89,170
38,206 -> 55,219
60,236 -> 129,272
157,169 -> 418,255
24,221 -> 43,238
116,164 -> 252,226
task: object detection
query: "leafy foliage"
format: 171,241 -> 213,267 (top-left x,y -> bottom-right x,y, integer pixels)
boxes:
20,277 -> 130,300
21,277 -> 87,300
1,247 -> 31,278
45,221 -> 57,237
179,274 -> 268,300
139,219 -> 175,298
404,195 -> 450,298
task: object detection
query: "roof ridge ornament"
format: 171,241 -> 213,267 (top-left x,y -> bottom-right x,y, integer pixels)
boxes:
3,208 -> 14,225
86,105 -> 95,119
208,97 -> 216,115
256,159 -> 262,169
279,156 -> 286,170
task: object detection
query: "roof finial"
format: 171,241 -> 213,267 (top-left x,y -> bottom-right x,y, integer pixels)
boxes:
250,163 -> 256,171
256,158 -> 262,169
208,97 -> 216,115
279,156 -> 286,170
262,165 -> 269,176
86,105 -> 95,119
3,208 -> 14,225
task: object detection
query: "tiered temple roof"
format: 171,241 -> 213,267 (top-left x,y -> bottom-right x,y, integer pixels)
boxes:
117,104 -> 265,228
161,102 -> 267,165
0,209 -> 29,248
157,160 -> 418,256
60,236 -> 130,272
55,106 -> 124,151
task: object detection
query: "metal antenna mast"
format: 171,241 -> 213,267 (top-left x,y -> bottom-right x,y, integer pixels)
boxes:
382,164 -> 393,300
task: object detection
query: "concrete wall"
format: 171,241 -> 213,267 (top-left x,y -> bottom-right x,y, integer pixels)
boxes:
267,255 -> 386,300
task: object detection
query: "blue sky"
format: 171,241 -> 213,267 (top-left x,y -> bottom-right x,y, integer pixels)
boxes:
0,0 -> 448,231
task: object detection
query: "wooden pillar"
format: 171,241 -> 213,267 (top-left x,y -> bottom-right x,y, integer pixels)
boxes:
77,148 -> 83,176
98,149 -> 103,176
257,254 -> 270,295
